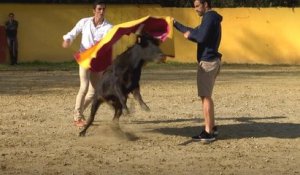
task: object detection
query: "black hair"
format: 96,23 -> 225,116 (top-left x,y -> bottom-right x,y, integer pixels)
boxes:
196,0 -> 212,8
93,0 -> 106,9
8,12 -> 14,17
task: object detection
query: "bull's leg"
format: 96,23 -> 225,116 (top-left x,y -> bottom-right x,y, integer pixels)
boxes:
114,84 -> 129,115
112,102 -> 122,122
132,87 -> 150,111
79,98 -> 102,137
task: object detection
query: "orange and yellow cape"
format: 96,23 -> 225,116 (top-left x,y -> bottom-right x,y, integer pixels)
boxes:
74,16 -> 174,72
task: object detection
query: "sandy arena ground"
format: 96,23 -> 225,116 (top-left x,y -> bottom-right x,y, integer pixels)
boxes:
0,64 -> 299,175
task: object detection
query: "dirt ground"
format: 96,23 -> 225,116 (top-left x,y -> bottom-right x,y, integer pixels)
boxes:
0,64 -> 299,175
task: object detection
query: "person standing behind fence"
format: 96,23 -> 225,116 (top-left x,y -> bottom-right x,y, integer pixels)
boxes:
5,12 -> 18,65
62,0 -> 113,127
173,0 -> 222,143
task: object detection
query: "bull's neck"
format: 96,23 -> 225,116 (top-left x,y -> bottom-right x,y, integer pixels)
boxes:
130,45 -> 144,69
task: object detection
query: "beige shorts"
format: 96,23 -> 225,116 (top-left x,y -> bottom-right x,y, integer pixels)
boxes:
197,58 -> 221,97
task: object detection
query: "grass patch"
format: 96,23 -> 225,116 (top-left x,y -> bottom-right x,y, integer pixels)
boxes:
0,60 -> 198,71
0,61 -> 78,71
0,60 -> 299,71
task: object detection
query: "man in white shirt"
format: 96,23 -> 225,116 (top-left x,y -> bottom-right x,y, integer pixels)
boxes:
62,0 -> 113,127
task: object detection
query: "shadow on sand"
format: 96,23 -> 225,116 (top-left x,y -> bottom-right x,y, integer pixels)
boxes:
83,116 -> 299,145
149,116 -> 300,140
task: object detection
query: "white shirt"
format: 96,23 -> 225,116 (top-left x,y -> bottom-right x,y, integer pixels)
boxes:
63,17 -> 113,52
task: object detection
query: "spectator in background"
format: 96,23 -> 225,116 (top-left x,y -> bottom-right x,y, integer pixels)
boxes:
5,13 -> 18,65
62,0 -> 113,127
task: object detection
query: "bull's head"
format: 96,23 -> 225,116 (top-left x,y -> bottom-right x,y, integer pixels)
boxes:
136,33 -> 166,63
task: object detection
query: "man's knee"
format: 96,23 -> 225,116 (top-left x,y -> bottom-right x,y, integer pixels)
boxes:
85,92 -> 95,102
78,85 -> 89,96
200,96 -> 211,100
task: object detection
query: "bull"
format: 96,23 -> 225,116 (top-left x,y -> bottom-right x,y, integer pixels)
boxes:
79,34 -> 165,136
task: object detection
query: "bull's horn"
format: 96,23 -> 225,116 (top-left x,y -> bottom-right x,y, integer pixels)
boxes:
135,24 -> 145,35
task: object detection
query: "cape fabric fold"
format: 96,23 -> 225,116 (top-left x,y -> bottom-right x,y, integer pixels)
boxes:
74,16 -> 174,72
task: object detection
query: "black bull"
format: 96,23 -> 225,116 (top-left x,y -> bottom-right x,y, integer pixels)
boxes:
79,35 -> 165,136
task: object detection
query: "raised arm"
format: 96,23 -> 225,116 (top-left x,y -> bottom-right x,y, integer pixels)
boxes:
62,19 -> 84,48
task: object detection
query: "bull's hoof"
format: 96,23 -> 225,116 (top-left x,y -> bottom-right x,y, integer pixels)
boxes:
112,118 -> 120,123
122,109 -> 130,116
141,104 -> 150,111
79,131 -> 86,137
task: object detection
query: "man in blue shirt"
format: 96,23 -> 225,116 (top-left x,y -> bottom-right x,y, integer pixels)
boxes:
173,0 -> 222,143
